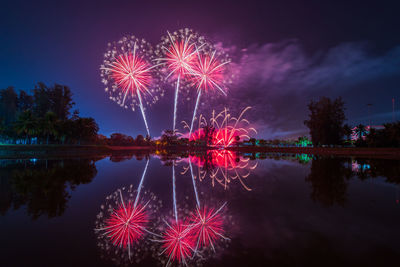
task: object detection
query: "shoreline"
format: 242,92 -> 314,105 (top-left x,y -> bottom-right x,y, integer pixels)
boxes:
1,144 -> 400,159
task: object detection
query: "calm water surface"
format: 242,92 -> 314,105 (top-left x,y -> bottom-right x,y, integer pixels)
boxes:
1,151 -> 400,266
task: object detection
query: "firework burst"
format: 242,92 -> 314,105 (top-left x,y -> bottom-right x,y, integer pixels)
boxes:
155,28 -> 210,132
189,50 -> 230,136
102,200 -> 149,249
190,203 -> 229,254
181,150 -> 258,192
95,160 -> 162,264
159,220 -> 195,266
181,106 -> 257,147
100,35 -> 163,136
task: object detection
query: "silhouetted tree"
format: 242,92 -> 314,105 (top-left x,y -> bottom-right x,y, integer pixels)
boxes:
0,87 -> 19,125
343,124 -> 352,142
304,97 -> 346,146
18,90 -> 33,112
39,111 -> 58,144
14,110 -> 38,144
306,157 -> 352,207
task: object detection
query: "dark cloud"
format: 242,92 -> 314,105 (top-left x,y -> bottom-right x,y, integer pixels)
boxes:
202,41 -> 400,139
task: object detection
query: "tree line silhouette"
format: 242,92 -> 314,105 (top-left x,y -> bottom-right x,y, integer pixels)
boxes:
304,97 -> 400,147
0,83 -> 99,144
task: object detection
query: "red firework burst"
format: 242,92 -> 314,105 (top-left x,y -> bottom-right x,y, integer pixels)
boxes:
104,202 -> 149,248
189,128 -> 205,142
109,52 -> 153,103
190,204 -> 227,251
191,51 -> 227,95
208,150 -> 240,168
213,127 -> 240,147
164,37 -> 197,78
161,221 -> 195,264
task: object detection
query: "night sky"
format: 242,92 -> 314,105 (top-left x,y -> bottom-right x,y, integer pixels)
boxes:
1,0 -> 400,138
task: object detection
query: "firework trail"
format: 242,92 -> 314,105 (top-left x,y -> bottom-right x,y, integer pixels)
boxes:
95,159 -> 162,263
211,107 -> 257,147
153,162 -> 196,266
188,163 -> 229,256
156,29 -> 209,133
101,35 -> 164,136
208,150 -> 257,191
189,49 -> 230,136
181,106 -> 256,147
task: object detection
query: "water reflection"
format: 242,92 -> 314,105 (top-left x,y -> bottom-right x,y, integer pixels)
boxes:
0,158 -> 98,219
181,150 -> 258,191
2,151 -> 400,266
306,157 -> 400,207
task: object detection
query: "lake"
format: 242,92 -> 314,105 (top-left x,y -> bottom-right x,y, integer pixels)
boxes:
1,151 -> 400,266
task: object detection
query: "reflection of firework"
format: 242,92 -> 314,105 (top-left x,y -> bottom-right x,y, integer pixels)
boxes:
182,107 -> 256,147
100,35 -> 163,136
159,220 -> 195,266
95,186 -> 162,265
102,200 -> 148,249
190,203 -> 229,253
182,150 -> 257,191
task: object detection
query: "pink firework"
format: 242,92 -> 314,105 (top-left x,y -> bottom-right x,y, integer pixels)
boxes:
156,29 -> 209,132
191,50 -> 228,95
104,202 -> 149,248
213,127 -> 239,147
160,220 -> 195,265
109,52 -> 153,103
163,36 -> 197,78
189,128 -> 205,142
189,50 -> 229,135
101,36 -> 162,137
190,204 -> 227,252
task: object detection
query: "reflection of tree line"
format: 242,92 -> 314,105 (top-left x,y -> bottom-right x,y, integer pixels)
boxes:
2,152 -> 400,220
306,157 -> 400,207
0,151 -> 154,219
0,159 -> 98,219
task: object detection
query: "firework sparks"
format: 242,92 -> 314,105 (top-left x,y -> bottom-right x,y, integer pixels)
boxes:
101,35 -> 163,136
156,29 -> 209,132
181,150 -> 257,191
190,203 -> 228,254
182,106 -> 256,148
211,107 -> 256,147
102,199 -> 149,249
160,220 -> 195,266
95,159 -> 162,264
189,50 -> 230,135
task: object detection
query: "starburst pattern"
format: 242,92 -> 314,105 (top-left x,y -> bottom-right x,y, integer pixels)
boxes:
100,35 -> 164,136
94,186 -> 162,265
108,52 -> 153,105
190,203 -> 228,253
160,220 -> 195,266
191,50 -> 228,95
103,201 -> 149,248
156,28 -> 211,132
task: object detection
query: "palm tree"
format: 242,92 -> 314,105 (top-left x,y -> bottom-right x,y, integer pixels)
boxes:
73,117 -> 99,144
14,110 -> 38,144
355,124 -> 367,140
343,124 -> 352,141
39,111 -> 58,144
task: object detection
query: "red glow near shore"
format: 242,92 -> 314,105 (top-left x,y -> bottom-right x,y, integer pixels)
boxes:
161,221 -> 195,264
213,127 -> 239,147
104,202 -> 148,248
